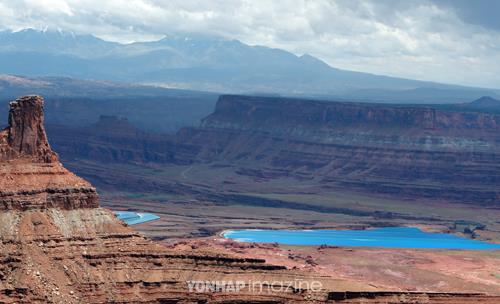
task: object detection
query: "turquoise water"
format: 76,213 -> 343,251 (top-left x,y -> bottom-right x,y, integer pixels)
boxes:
114,211 -> 160,225
223,227 -> 500,250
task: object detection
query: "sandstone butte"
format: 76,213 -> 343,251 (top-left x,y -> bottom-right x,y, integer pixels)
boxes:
1,95 -> 499,303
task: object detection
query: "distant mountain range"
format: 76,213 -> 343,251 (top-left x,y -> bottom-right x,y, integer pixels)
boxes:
1,74 -> 499,134
1,29 -> 499,104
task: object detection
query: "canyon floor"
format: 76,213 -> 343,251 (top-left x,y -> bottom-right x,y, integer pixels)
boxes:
90,161 -> 500,296
91,162 -> 500,242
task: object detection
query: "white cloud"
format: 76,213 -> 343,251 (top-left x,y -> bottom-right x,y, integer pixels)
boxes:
0,0 -> 498,88
23,0 -> 74,16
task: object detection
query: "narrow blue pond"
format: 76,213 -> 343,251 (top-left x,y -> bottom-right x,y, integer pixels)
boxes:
114,211 -> 160,225
223,227 -> 500,250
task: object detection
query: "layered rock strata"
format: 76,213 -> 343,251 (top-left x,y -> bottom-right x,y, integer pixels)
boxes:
45,95 -> 500,205
177,95 -> 500,205
0,96 -> 97,211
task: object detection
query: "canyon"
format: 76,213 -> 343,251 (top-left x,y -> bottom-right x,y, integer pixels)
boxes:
2,95 -> 499,303
41,95 -> 500,244
181,95 -> 500,205
0,95 -> 345,303
47,95 -> 500,206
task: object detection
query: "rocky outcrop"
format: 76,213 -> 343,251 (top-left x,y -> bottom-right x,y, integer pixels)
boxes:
0,96 -> 58,162
0,96 -> 97,211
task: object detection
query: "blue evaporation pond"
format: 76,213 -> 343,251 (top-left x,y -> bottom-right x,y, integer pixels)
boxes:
223,227 -> 500,250
114,211 -> 160,225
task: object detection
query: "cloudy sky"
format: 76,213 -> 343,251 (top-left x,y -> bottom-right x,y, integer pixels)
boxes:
0,0 -> 499,88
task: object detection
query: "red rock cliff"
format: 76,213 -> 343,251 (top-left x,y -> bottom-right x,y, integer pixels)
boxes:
0,96 -> 97,210
180,95 -> 500,205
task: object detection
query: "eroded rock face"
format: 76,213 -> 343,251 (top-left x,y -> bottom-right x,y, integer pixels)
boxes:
178,95 -> 500,205
0,96 -> 97,211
